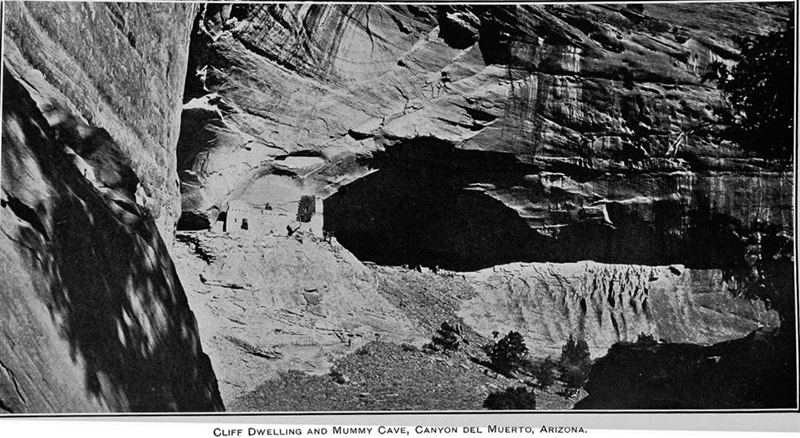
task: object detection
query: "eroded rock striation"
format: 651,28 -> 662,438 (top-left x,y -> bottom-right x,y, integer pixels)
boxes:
325,140 -> 792,271
173,231 -> 422,403
4,2 -> 196,241
179,3 -> 792,272
2,2 -> 793,412
458,262 -> 778,357
1,3 -> 222,413
174,4 -> 793,381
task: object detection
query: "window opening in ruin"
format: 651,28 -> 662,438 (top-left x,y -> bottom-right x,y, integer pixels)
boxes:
297,195 -> 316,223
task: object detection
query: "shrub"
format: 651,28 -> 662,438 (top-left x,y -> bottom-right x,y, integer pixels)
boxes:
487,331 -> 529,374
704,22 -> 794,161
483,387 -> 537,410
559,335 -> 592,390
635,332 -> 658,346
560,363 -> 590,391
329,369 -> 350,385
531,356 -> 557,389
560,335 -> 590,367
401,343 -> 418,352
430,322 -> 461,352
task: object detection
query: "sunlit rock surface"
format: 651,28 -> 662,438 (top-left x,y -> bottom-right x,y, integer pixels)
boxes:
2,2 -> 792,412
177,5 -> 792,386
173,231 -> 422,403
3,2 -> 196,242
179,3 -> 792,272
459,262 -> 779,357
0,4 -> 222,413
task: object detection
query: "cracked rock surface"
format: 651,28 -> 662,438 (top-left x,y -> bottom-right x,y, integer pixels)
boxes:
179,4 -> 792,271
1,3 -> 222,413
1,2 -> 793,413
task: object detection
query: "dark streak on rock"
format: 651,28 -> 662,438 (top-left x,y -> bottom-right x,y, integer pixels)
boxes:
3,196 -> 49,242
0,357 -> 27,406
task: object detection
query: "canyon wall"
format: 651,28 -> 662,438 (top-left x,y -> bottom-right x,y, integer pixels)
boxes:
179,4 -> 792,269
173,231 -> 422,402
174,4 -> 793,362
459,262 -> 778,357
4,2 -> 196,241
1,2 -> 791,412
1,3 -> 223,412
325,142 -> 791,270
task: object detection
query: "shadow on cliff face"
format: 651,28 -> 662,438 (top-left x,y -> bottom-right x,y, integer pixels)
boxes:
574,328 -> 797,409
326,167 -> 540,272
323,138 -> 781,273
324,138 -> 546,271
2,69 -> 223,412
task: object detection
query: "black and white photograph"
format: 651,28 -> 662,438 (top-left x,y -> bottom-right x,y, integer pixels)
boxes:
0,0 -> 797,421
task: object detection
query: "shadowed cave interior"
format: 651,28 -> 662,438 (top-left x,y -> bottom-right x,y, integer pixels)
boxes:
324,138 -> 751,272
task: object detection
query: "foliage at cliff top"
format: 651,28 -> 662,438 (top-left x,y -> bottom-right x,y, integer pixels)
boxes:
708,20 -> 794,161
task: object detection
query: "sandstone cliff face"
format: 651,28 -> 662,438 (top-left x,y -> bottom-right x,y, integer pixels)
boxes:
1,3 -> 222,412
3,2 -> 197,242
174,4 -> 792,369
574,328 -> 797,409
1,68 -> 222,414
1,2 -> 790,413
179,3 -> 792,272
171,234 -> 779,405
324,143 -> 792,270
173,231 -> 422,403
458,262 -> 778,357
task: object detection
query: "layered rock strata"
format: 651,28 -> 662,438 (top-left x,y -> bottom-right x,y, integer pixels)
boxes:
458,262 -> 779,357
173,231 -> 421,403
178,4 -> 792,274
4,2 -> 197,241
1,2 -> 222,413
175,4 -> 793,372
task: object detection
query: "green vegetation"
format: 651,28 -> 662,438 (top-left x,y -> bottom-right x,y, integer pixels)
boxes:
634,332 -> 658,346
560,335 -> 591,366
530,356 -> 558,389
485,331 -> 529,374
424,321 -> 462,352
705,21 -> 794,161
559,335 -> 592,392
483,331 -> 593,393
483,386 -> 537,410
